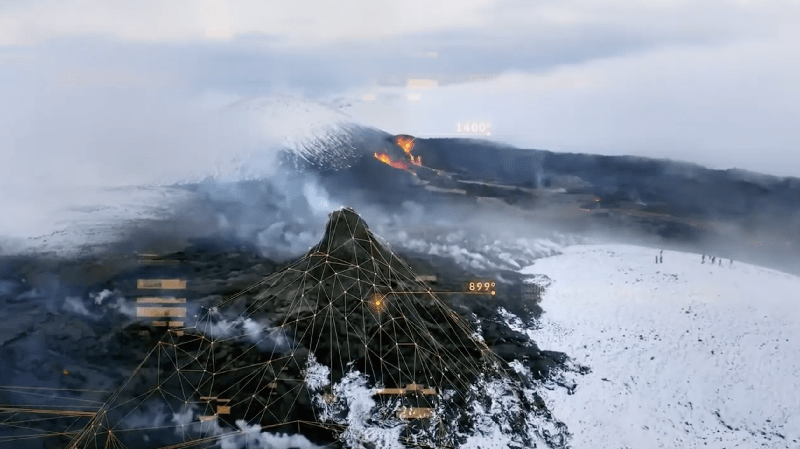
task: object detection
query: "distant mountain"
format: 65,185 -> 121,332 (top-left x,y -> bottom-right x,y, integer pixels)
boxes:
292,131 -> 800,275
315,130 -> 800,225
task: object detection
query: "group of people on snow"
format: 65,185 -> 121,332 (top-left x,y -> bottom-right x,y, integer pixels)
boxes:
701,253 -> 732,266
654,251 -> 733,266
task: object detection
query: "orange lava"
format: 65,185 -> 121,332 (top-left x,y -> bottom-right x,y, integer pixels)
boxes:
374,152 -> 409,170
374,135 -> 423,170
397,136 -> 422,166
396,136 -> 415,155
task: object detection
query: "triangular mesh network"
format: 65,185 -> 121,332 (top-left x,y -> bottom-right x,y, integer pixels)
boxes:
67,208 -> 511,449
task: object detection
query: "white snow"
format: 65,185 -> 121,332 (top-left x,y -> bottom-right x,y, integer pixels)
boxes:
304,353 -> 331,391
461,376 -> 557,449
519,244 -> 800,449
497,307 -> 537,343
334,372 -> 406,449
0,184 -> 194,257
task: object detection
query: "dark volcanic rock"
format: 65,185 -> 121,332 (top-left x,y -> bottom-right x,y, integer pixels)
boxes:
61,208 -> 570,448
3,208 -> 574,448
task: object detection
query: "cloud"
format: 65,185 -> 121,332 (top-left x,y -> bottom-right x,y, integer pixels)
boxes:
0,0 -> 498,46
341,29 -> 800,177
0,50 -> 345,248
2,0 -> 798,48
219,420 -> 324,449
1,0 -> 799,257
62,295 -> 98,318
204,307 -> 293,353
2,0 -> 797,180
91,289 -> 115,305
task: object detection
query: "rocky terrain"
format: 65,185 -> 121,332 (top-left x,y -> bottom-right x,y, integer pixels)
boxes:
0,208 -> 577,448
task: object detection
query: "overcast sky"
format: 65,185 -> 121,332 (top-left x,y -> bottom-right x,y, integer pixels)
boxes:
1,0 -> 799,194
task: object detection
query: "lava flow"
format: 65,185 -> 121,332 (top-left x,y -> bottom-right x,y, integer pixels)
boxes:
374,152 -> 409,170
374,135 -> 422,170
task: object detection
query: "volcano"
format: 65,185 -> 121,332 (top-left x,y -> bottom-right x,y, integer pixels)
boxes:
66,208 -> 567,449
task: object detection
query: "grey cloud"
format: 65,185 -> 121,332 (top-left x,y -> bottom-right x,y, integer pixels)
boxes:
1,0 -> 799,255
62,296 -> 98,319
4,14 -> 733,100
205,307 -> 294,353
91,289 -> 115,305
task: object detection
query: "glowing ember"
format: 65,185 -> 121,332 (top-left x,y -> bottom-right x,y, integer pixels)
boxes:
374,152 -> 409,170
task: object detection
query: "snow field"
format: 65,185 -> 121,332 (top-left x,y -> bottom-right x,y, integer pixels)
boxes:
520,244 -> 800,449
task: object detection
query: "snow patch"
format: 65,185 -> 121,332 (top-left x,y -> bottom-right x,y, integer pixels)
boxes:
304,353 -> 331,391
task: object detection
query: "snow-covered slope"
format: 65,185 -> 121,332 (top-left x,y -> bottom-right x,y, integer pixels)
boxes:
219,95 -> 365,174
518,245 -> 800,449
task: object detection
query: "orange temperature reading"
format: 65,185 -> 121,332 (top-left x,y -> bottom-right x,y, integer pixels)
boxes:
469,281 -> 496,295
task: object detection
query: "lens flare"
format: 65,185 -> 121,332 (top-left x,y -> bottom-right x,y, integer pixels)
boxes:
368,292 -> 389,315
